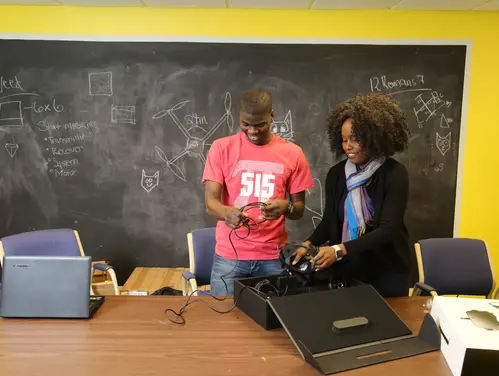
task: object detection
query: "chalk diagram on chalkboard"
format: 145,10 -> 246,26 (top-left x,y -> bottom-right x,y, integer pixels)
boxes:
436,132 -> 451,156
440,114 -> 451,128
377,85 -> 456,174
141,170 -> 160,193
4,143 -> 19,158
111,105 -> 136,124
0,100 -> 24,128
413,90 -> 451,127
153,92 -> 233,182
305,178 -> 324,229
270,110 -> 294,141
88,72 -> 113,96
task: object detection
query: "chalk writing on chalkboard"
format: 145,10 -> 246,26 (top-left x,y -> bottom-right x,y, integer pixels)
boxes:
0,75 -> 24,93
369,74 -> 425,92
36,117 -> 97,178
24,98 -> 64,114
434,163 -> 444,172
185,112 -> 208,132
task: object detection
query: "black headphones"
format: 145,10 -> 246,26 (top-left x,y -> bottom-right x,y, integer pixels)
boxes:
279,243 -> 318,283
279,243 -> 352,291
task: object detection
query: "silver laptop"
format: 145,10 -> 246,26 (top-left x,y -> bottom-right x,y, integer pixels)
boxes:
0,255 -> 104,319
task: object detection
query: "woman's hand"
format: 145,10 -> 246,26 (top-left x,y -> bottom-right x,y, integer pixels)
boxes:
291,246 -> 309,265
313,246 -> 338,271
291,240 -> 313,265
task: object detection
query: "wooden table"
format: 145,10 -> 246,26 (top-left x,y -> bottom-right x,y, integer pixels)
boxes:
0,296 -> 451,376
121,267 -> 210,295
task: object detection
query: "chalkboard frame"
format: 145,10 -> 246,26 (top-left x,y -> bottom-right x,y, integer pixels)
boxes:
0,33 -> 472,237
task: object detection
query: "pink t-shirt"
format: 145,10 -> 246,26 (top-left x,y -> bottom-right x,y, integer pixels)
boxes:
202,132 -> 314,260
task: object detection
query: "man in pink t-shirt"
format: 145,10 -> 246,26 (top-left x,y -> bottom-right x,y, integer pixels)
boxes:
202,89 -> 314,296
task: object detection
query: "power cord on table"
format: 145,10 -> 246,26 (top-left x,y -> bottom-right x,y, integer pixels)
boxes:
164,201 -> 271,325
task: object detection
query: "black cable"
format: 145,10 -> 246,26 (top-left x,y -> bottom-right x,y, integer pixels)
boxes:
282,282 -> 289,296
276,275 -> 289,297
165,202 -> 268,325
253,279 -> 280,297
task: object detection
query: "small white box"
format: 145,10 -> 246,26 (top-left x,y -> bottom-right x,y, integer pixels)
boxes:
430,296 -> 499,376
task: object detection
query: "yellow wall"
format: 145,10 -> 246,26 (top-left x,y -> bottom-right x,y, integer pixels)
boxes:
1,6 -> 498,281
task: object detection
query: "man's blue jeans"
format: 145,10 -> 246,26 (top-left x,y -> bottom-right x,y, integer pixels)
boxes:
210,253 -> 284,296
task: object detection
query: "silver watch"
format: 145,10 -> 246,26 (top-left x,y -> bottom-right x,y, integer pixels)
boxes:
333,245 -> 343,261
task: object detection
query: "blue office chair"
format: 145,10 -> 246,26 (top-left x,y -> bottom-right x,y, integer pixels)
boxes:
0,228 -> 120,295
182,227 -> 216,296
411,238 -> 497,298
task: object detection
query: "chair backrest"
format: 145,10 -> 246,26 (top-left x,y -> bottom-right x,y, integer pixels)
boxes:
0,229 -> 84,267
187,227 -> 216,286
415,238 -> 496,297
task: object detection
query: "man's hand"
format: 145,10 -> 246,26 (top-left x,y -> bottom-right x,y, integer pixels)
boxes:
224,207 -> 248,229
313,247 -> 337,271
260,199 -> 289,220
206,181 -> 249,228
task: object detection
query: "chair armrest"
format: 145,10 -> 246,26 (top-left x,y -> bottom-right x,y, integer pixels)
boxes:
91,263 -> 120,295
93,263 -> 113,272
415,282 -> 436,294
411,282 -> 438,297
182,271 -> 195,281
181,272 -> 198,296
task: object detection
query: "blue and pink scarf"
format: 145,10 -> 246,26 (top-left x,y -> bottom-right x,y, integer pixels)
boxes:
342,158 -> 385,242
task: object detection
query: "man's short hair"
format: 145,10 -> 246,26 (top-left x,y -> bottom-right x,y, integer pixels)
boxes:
239,89 -> 272,115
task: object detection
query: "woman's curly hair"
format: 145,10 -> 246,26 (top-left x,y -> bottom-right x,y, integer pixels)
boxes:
327,93 -> 410,158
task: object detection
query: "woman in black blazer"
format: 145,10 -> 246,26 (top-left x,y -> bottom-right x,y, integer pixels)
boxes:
294,93 -> 413,297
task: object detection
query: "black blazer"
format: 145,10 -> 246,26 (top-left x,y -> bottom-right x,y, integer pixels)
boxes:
307,157 -> 413,289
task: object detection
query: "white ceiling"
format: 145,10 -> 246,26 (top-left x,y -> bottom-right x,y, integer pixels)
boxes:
0,0 -> 498,11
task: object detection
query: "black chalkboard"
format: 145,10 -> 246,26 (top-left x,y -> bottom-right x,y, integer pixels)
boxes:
0,38 -> 467,284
